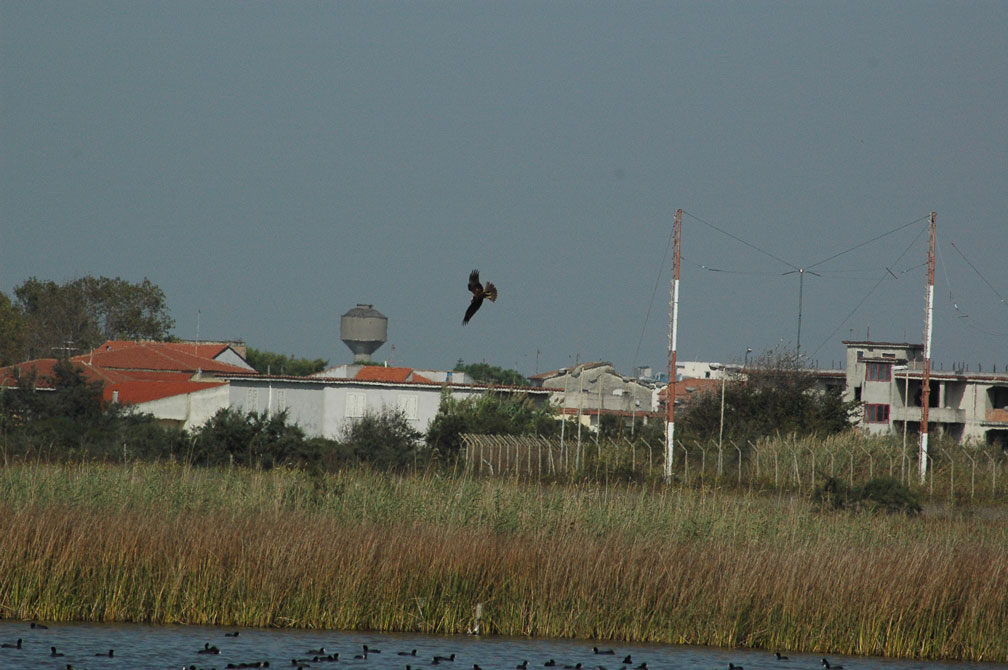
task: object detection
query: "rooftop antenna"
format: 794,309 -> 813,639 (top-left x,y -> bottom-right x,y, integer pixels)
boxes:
782,267 -> 820,360
919,212 -> 936,483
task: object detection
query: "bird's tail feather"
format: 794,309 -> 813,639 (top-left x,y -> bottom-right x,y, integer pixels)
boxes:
484,282 -> 498,301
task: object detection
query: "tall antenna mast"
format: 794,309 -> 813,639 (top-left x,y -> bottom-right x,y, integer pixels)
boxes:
666,208 -> 682,483
919,212 -> 936,483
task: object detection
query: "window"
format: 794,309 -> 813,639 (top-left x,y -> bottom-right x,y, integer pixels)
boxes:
397,394 -> 419,421
865,404 -> 890,423
345,392 -> 367,418
866,362 -> 892,382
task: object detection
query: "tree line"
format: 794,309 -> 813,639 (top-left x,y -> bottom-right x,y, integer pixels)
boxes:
0,275 -> 330,374
0,276 -> 174,365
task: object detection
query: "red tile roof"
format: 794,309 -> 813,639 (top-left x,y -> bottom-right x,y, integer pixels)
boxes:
353,366 -> 435,384
79,340 -> 249,374
103,379 -> 224,405
0,340 -> 248,405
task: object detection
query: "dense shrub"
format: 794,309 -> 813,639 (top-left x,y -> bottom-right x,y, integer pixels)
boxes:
813,475 -> 922,515
0,359 -> 184,461
185,408 -> 327,469
677,351 -> 859,446
426,390 -> 558,458
336,407 -> 422,471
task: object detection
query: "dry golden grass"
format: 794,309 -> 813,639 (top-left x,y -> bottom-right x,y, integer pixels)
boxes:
0,461 -> 1006,661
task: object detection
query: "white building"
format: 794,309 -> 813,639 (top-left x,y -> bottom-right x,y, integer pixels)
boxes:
529,361 -> 660,430
843,340 -> 1008,447
137,365 -> 553,439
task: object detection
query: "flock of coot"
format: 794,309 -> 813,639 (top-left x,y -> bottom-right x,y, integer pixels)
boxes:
0,621 -> 847,670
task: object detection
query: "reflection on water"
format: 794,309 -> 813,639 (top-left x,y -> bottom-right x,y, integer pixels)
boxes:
0,622 -> 998,670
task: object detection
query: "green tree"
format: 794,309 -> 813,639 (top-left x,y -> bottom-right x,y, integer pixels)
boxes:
426,390 -> 558,457
76,276 -> 174,341
245,347 -> 328,376
338,407 -> 422,470
454,360 -> 529,386
678,350 -> 859,446
0,292 -> 26,365
15,278 -> 98,359
186,408 -> 323,469
12,276 -> 174,359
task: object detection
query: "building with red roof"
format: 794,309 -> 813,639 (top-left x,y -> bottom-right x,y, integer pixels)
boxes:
0,339 -> 256,406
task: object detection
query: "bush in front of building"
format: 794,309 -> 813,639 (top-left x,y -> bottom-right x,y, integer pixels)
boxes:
677,352 -> 859,448
184,408 -> 327,469
0,358 -> 186,462
425,389 -> 558,460
334,407 -> 423,471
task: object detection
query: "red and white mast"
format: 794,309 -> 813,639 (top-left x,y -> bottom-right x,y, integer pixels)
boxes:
666,208 -> 682,482
918,212 -> 936,483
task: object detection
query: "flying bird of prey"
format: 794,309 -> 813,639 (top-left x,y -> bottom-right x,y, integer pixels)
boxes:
462,269 -> 498,325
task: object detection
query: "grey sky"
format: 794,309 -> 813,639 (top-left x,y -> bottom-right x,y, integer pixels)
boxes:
3,2 -> 1006,375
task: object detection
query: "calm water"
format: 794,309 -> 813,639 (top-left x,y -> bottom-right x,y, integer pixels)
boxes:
0,623 -> 1001,670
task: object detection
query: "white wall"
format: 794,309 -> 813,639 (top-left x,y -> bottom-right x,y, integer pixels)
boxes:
134,384 -> 231,431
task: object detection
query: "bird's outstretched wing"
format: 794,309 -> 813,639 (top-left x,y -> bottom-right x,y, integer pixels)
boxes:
463,294 -> 484,325
468,269 -> 482,295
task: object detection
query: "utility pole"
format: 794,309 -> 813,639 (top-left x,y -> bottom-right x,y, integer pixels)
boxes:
919,212 -> 936,484
782,267 -> 818,360
666,208 -> 682,483
796,268 -> 805,359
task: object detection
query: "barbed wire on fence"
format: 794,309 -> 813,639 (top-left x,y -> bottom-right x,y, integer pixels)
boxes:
459,432 -> 1008,500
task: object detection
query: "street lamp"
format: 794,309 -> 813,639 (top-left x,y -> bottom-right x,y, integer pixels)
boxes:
892,364 -> 909,482
709,363 -> 744,460
709,363 -> 729,457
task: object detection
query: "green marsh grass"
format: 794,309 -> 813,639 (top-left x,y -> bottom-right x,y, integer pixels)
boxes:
0,461 -> 1006,661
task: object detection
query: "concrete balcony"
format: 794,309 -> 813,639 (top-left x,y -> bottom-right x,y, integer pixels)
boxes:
892,406 -> 965,424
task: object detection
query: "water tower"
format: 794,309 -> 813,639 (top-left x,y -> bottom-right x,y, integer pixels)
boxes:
340,304 -> 387,363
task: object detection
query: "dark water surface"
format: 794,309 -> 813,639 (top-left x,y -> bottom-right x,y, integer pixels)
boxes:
0,622 -> 1001,670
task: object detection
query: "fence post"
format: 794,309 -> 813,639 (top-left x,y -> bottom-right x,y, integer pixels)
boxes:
984,452 -> 996,497
682,442 -> 688,483
805,444 -> 816,494
929,450 -> 935,496
733,440 -> 742,486
547,436 -> 555,476
698,442 -> 708,485
792,444 -> 800,490
773,445 -> 780,487
858,442 -> 874,480
962,447 -> 976,499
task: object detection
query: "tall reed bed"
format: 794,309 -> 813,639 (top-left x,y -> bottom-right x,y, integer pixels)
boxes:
0,462 -> 1006,661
